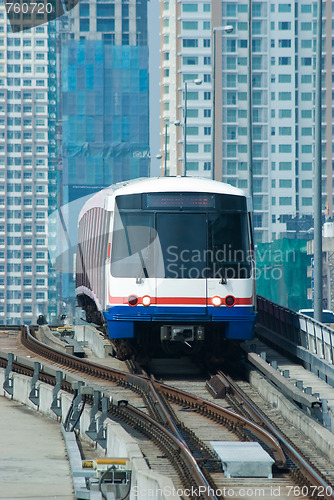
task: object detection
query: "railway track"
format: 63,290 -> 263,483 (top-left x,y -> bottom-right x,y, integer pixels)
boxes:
1,325 -> 334,499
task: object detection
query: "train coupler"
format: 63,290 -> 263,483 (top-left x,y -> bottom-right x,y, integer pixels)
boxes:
160,325 -> 205,345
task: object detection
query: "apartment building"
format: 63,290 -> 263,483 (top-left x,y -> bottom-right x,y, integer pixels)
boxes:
0,9 -> 57,325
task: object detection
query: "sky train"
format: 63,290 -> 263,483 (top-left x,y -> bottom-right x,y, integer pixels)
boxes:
76,177 -> 257,359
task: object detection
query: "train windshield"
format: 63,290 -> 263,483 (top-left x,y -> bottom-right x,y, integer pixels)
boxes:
111,206 -> 251,279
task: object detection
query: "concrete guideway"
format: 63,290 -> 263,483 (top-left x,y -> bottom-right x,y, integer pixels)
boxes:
0,395 -> 75,500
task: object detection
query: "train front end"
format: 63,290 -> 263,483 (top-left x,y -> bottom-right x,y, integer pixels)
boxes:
104,180 -> 256,359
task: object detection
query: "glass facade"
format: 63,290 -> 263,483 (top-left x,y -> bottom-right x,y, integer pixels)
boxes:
61,41 -> 149,205
58,0 -> 150,309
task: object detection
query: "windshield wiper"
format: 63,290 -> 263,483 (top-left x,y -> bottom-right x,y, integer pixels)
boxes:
136,249 -> 149,283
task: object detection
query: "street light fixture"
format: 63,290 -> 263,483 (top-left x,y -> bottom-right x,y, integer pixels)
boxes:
182,78 -> 202,176
212,25 -> 234,181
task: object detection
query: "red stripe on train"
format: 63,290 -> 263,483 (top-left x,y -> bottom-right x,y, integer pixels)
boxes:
107,295 -> 253,306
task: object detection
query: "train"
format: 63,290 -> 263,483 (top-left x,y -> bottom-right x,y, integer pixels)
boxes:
76,177 -> 257,359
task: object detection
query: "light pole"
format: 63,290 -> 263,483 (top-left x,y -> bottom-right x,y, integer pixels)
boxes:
314,0 -> 323,322
163,119 -> 168,175
156,119 -> 169,176
182,78 -> 202,176
212,25 -> 233,180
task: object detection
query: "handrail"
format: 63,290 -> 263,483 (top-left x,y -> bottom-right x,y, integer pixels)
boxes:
257,296 -> 334,366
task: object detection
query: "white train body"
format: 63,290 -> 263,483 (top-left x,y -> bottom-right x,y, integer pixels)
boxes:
76,177 -> 256,358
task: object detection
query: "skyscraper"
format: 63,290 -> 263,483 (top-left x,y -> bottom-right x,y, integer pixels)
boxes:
160,0 -> 213,177
0,8 -> 58,325
61,0 -> 150,205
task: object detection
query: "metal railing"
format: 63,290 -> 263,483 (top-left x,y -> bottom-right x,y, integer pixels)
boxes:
257,296 -> 334,366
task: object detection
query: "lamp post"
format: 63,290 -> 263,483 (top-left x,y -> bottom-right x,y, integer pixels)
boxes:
212,25 -> 233,180
182,78 -> 202,176
314,0 -> 323,322
156,119 -> 169,176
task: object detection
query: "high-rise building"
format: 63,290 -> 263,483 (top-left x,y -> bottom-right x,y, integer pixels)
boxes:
160,0 -> 214,177
58,0 -> 150,309
160,0 -> 334,244
61,0 -> 150,205
0,8 -> 58,325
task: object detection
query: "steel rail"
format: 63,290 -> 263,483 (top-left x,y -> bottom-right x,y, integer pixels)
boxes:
22,325 -> 286,465
20,327 -> 218,498
156,380 -> 286,467
20,325 -> 334,497
217,371 -> 334,500
115,404 -> 219,500
21,326 -> 129,382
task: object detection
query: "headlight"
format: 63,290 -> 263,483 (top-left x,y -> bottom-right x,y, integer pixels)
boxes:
212,296 -> 222,307
142,295 -> 151,306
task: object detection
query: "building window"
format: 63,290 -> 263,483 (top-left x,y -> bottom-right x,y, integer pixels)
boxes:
279,197 -> 292,205
301,58 -> 312,66
279,162 -> 292,170
278,74 -> 291,83
279,109 -> 291,118
301,40 -> 312,49
183,39 -> 198,48
279,144 -> 292,153
278,22 -> 291,30
279,39 -> 291,48
182,21 -> 198,30
278,4 -> 291,12
187,162 -> 199,170
182,3 -> 198,12
279,57 -> 291,65
279,92 -> 291,101
226,39 -> 236,52
183,57 -> 198,65
187,127 -> 198,135
301,93 -> 312,101
279,179 -> 292,188
301,22 -> 312,31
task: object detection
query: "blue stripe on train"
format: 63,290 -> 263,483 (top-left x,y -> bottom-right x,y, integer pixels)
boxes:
103,304 -> 257,340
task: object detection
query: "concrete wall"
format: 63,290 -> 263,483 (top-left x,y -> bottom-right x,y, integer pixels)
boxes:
0,367 -> 180,500
36,326 -> 73,354
249,370 -> 334,463
75,325 -> 113,358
